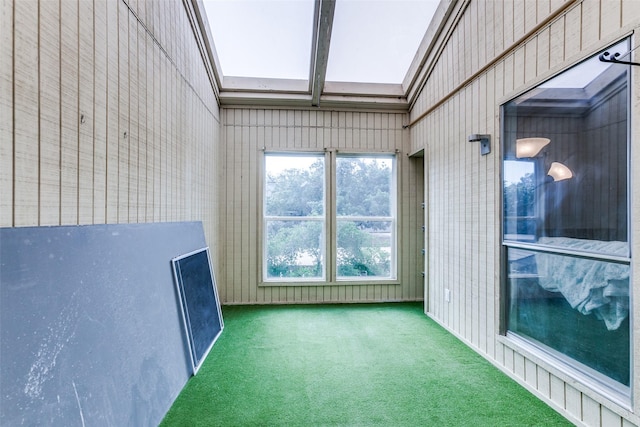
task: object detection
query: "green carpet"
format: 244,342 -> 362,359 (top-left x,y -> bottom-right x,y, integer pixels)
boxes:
160,303 -> 571,426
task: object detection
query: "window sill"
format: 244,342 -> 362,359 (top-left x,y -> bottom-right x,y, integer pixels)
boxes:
259,279 -> 401,287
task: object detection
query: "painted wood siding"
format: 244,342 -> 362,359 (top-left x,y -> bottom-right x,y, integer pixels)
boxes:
1,0 -> 220,255
219,108 -> 424,304
410,0 -> 640,425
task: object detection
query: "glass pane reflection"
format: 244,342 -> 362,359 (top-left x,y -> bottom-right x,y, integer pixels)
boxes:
507,247 -> 630,386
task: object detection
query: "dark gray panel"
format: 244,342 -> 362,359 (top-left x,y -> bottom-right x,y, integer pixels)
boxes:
0,222 -> 207,426
172,248 -> 223,373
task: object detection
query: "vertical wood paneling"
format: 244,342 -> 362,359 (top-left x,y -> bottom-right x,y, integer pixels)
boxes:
78,0 -> 94,224
137,20 -> 146,223
623,0 -> 640,27
152,35 -> 160,221
232,118 -> 241,301
514,352 -> 526,381
581,0 -> 600,50
0,0 -> 13,226
503,0 -> 515,48
128,11 -> 138,223
60,0 -> 78,225
537,366 -> 550,399
549,374 -> 566,408
94,0 -> 107,224
39,0 -> 61,226
222,118 -> 232,302
582,395 -> 600,427
240,121 -> 250,301
564,4 -> 581,57
160,53 -> 168,221
171,36 -> 178,221
106,0 -> 119,223
492,0 -> 504,58
524,358 -> 537,388
524,0 -> 537,33
602,406 -> 622,427
536,28 -> 550,77
513,46 -> 525,88
13,0 -> 39,226
537,0 -> 551,23
248,122 -> 258,303
477,72 -> 488,354
469,0 -> 479,73
117,1 -> 128,223
565,384 -> 582,420
463,85 -> 472,342
3,0 -> 220,249
524,38 -> 537,83
462,8 -> 471,79
549,15 -> 565,70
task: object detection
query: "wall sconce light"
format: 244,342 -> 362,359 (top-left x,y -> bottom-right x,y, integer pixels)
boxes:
516,137 -> 550,158
547,162 -> 573,181
468,134 -> 491,155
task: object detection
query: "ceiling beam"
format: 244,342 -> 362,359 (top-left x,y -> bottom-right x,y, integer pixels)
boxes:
218,91 -> 409,111
309,0 -> 336,107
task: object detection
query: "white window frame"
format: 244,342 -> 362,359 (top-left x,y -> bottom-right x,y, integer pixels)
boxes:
261,150 -> 398,285
334,153 -> 397,282
262,152 -> 327,283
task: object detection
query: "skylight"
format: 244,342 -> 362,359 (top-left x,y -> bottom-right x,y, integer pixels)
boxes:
201,0 -> 439,87
203,0 -> 315,80
325,0 -> 439,84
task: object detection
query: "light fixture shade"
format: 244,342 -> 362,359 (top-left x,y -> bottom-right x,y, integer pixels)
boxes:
547,162 -> 573,181
516,137 -> 551,158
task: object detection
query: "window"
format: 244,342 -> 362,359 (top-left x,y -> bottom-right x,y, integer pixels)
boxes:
263,153 -> 397,283
264,154 -> 326,280
336,156 -> 395,279
503,160 -> 537,242
502,40 -> 631,394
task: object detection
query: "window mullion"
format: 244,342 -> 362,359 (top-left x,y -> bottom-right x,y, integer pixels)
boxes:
327,150 -> 336,282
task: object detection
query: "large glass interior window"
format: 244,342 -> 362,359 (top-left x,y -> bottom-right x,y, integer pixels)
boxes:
502,39 -> 631,392
336,156 -> 396,280
264,154 -> 325,281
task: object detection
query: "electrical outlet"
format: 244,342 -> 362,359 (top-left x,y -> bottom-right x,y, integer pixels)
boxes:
444,289 -> 451,302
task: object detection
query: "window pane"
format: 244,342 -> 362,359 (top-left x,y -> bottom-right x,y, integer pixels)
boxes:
265,220 -> 324,280
336,156 -> 392,217
507,247 -> 630,386
202,0 -> 314,80
502,39 -> 628,247
504,160 -> 537,242
326,0 -> 439,84
265,155 -> 324,217
337,220 -> 392,278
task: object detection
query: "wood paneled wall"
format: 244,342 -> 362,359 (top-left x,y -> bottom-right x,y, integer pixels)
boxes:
411,0 -> 640,425
219,108 -> 424,304
1,0 -> 219,250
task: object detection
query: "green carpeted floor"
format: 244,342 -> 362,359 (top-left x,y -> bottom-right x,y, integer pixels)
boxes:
161,302 -> 572,426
